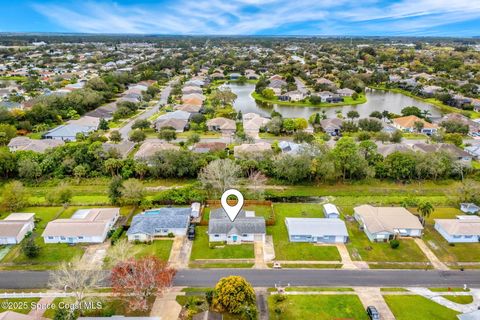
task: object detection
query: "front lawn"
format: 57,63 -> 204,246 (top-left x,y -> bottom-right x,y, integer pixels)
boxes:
269,204 -> 341,261
345,220 -> 428,264
133,240 -> 173,261
190,226 -> 254,261
268,294 -> 369,320
384,295 -> 460,320
443,295 -> 473,304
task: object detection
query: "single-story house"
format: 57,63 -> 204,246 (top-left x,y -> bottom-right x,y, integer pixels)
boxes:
460,203 -> 480,214
392,115 -> 438,135
234,142 -> 271,158
354,205 -> 424,242
376,143 -> 413,157
0,213 -> 35,245
67,116 -> 100,130
191,142 -> 227,153
285,218 -> 348,243
206,117 -> 236,134
154,118 -> 189,132
8,136 -> 64,153
43,124 -> 96,141
412,143 -> 472,164
42,208 -> 119,244
102,141 -> 135,159
208,208 -> 266,244
464,145 -> 480,160
278,141 -> 305,155
127,208 -> 191,241
434,216 -> 480,243
320,118 -> 343,136
134,139 -> 180,161
323,203 -> 340,219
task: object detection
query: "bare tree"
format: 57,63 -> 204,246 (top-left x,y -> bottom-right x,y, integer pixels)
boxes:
199,159 -> 241,196
248,171 -> 267,199
105,238 -> 139,267
49,256 -> 105,313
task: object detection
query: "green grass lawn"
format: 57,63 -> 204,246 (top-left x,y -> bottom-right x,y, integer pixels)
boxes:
268,294 -> 369,320
269,204 -> 341,261
0,298 -> 40,314
190,226 -> 254,261
133,240 -> 173,260
443,295 -> 473,304
345,220 -> 428,264
419,208 -> 480,264
384,295 -> 460,320
252,91 -> 367,108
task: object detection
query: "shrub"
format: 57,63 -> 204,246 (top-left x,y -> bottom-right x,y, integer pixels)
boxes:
390,239 -> 400,249
167,232 -> 175,238
110,227 -> 125,245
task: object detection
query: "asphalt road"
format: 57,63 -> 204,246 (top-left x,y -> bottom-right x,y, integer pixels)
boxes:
118,82 -> 173,140
1,269 -> 480,289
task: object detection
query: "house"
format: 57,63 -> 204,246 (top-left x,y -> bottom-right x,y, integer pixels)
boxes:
193,311 -> 223,320
42,208 -> 119,244
243,113 -> 269,138
279,90 -> 305,102
278,141 -> 305,154
336,88 -> 355,97
392,115 -> 438,135
134,139 -> 180,161
206,117 -> 236,134
285,218 -> 349,243
43,124 -> 97,141
192,142 -> 227,153
412,143 -> 472,164
460,203 -> 480,214
154,118 -> 189,132
439,113 -> 480,134
175,104 -> 202,114
67,116 -> 101,130
354,205 -> 424,242
320,118 -> 343,136
377,144 -> 413,157
464,145 -> 480,159
102,141 -> 135,158
8,136 -> 64,153
434,216 -> 480,243
0,213 -> 35,245
323,203 -> 340,219
208,208 -> 266,243
127,208 -> 191,241
234,142 -> 271,158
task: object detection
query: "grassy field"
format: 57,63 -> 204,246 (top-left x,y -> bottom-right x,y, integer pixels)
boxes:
133,240 -> 173,260
269,204 -> 341,261
345,219 -> 428,265
0,298 -> 40,314
190,226 -> 254,260
384,295 -> 460,320
268,294 -> 369,320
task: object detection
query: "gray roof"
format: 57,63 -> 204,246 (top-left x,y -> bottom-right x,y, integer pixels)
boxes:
457,310 -> 480,320
127,208 -> 191,235
208,208 -> 266,235
44,124 -> 95,139
285,218 -> 348,237
157,110 -> 191,121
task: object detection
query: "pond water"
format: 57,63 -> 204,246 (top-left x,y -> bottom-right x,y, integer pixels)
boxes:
225,83 -> 443,120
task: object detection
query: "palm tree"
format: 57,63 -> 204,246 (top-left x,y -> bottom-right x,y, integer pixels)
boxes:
417,201 -> 434,226
420,109 -> 431,120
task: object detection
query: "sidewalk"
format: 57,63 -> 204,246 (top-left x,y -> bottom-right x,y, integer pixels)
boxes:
150,287 -> 183,320
414,238 -> 449,271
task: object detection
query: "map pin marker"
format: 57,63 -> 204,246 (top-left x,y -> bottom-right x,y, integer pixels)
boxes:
221,189 -> 244,222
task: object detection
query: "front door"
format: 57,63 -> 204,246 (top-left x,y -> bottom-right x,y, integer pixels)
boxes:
232,235 -> 238,242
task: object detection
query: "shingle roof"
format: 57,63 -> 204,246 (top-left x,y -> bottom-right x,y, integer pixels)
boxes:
208,208 -> 266,235
435,218 -> 480,236
354,205 -> 423,233
127,208 -> 191,235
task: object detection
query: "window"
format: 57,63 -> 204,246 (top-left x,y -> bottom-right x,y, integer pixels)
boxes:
48,236 -> 54,240
242,234 -> 248,237
134,235 -> 140,240
78,236 -> 84,240
163,229 -> 168,233
465,235 -> 473,238
214,234 -> 219,237
60,237 -> 66,240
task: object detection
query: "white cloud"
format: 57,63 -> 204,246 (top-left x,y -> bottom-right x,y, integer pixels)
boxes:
32,0 -> 480,35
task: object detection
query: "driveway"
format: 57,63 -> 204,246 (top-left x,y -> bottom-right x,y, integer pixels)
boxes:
81,243 -> 110,269
254,240 -> 267,269
168,237 -> 191,269
355,287 -> 396,320
414,238 -> 449,271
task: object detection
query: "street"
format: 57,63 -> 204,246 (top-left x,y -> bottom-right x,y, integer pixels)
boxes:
1,269 -> 480,289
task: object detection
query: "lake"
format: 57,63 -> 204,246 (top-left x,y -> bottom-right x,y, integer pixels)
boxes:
224,83 -> 443,119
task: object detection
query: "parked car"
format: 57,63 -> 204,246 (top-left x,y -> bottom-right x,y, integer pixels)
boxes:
366,306 -> 380,320
187,225 -> 195,240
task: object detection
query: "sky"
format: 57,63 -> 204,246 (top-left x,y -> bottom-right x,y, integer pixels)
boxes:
0,0 -> 479,36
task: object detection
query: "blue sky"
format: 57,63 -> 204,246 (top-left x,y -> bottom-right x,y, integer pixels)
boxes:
1,0 -> 479,36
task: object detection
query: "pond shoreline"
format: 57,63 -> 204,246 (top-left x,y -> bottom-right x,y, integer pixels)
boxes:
251,91 -> 367,108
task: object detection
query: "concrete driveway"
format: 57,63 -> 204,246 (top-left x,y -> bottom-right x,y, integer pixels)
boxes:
355,287 -> 396,320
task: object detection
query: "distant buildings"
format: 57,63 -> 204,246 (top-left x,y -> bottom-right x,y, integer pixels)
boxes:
8,136 -> 64,153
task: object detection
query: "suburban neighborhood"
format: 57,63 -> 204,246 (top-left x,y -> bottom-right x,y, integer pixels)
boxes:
1,4 -> 480,319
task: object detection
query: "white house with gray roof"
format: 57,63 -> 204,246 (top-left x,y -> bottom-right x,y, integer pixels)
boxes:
434,216 -> 480,243
127,208 -> 191,242
285,218 -> 348,243
208,208 -> 266,244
